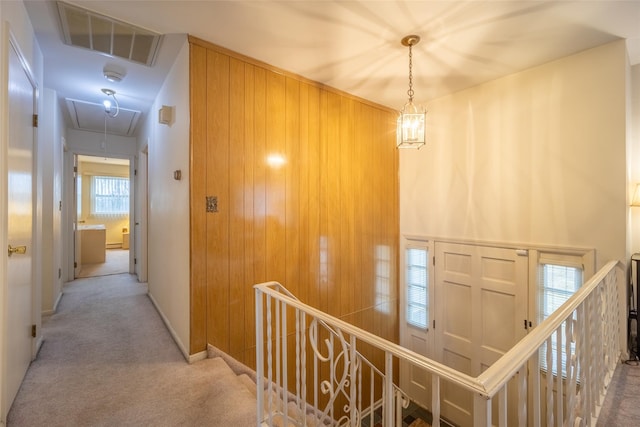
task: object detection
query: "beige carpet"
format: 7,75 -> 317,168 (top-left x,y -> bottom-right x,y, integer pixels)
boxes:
7,273 -> 257,426
77,249 -> 129,278
596,359 -> 640,426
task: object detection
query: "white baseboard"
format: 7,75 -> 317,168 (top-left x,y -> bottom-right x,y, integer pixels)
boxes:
52,289 -> 62,312
33,334 -> 44,358
147,291 -> 191,362
41,290 -> 63,316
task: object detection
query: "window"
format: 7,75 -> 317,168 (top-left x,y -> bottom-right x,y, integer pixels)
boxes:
405,247 -> 428,329
539,261 -> 583,377
91,176 -> 129,215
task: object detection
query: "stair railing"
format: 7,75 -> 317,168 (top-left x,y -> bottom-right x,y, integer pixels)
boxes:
255,260 -> 622,426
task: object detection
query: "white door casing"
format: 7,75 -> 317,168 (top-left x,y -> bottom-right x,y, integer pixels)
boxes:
135,145 -> 148,282
73,153 -> 80,278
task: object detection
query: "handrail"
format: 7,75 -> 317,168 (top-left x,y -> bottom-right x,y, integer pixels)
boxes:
255,259 -> 621,400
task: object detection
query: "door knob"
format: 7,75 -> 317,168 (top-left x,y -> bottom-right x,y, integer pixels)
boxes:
8,245 -> 27,257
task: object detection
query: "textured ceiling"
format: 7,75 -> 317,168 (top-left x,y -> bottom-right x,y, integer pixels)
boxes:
25,1 -> 640,137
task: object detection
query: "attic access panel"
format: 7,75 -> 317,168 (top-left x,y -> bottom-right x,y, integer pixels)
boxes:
65,98 -> 141,137
57,1 -> 162,66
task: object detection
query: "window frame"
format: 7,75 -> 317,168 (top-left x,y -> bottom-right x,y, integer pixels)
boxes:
90,175 -> 130,216
402,239 -> 431,331
528,248 -> 595,378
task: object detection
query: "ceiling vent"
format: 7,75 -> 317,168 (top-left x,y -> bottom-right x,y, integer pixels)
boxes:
57,1 -> 162,66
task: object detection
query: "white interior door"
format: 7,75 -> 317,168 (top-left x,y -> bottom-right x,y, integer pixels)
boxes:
434,242 -> 527,426
399,239 -> 434,410
4,35 -> 36,421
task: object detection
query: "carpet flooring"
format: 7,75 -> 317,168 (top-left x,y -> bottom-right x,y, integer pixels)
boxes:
7,273 -> 256,426
77,249 -> 129,278
596,359 -> 640,426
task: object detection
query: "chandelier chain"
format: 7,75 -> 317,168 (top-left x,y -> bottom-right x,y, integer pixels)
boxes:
407,43 -> 414,101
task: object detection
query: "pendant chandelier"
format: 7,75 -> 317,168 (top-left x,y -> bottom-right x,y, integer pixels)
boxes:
397,35 -> 426,149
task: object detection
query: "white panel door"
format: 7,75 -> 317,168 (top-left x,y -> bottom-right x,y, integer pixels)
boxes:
434,242 -> 527,426
4,36 -> 36,421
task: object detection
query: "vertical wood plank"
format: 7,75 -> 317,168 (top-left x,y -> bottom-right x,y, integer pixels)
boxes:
189,43 -> 208,354
339,97 -> 354,317
318,90 -> 329,314
285,77 -> 300,298
265,71 -> 286,284
244,64 -> 256,361
253,67 -> 267,286
298,82 -> 310,305
360,104 -> 375,312
325,91 -> 341,318
307,85 -> 321,310
206,50 -> 230,352
229,57 -> 246,360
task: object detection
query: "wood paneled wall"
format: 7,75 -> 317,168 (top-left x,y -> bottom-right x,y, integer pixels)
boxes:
189,36 -> 400,368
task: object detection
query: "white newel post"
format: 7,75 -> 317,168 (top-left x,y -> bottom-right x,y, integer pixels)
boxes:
384,352 -> 393,426
255,289 -> 264,426
432,375 -> 440,427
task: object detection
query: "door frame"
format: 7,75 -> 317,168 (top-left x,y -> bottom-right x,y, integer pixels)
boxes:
134,143 -> 148,282
63,151 -> 136,280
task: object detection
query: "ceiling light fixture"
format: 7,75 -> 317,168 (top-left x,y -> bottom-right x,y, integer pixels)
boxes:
101,88 -> 119,118
397,35 -> 426,149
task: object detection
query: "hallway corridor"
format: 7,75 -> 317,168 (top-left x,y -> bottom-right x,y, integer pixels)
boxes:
6,274 -> 256,426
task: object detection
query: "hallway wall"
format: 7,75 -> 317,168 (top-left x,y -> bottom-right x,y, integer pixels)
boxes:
40,88 -> 65,315
629,63 -> 640,255
139,37 -> 191,358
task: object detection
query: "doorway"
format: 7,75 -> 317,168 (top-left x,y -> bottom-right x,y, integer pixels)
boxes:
74,155 -> 131,278
399,239 -> 528,426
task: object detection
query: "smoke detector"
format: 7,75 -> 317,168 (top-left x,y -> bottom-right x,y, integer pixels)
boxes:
104,69 -> 124,83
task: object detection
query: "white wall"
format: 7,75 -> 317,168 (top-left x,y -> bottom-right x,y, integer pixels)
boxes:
139,37 -> 191,359
400,41 -> 628,267
400,40 -> 630,353
66,128 -> 137,159
629,63 -> 640,254
40,88 -> 65,315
